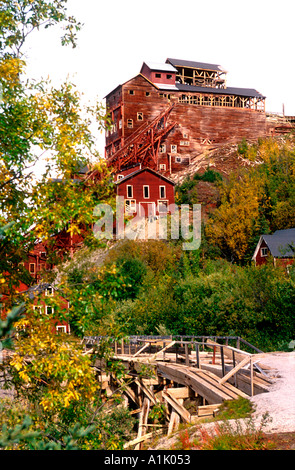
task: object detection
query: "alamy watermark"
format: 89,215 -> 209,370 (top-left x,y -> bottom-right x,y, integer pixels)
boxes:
93,196 -> 201,251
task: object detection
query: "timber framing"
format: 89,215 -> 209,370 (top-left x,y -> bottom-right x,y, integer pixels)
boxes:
84,335 -> 276,449
105,58 -> 267,176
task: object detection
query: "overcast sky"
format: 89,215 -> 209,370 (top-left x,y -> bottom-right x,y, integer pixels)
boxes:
24,0 -> 295,157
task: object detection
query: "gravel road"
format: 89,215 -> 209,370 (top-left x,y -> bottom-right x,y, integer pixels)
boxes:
250,351 -> 295,433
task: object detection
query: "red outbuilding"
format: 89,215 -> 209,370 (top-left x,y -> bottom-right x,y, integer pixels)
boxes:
115,167 -> 175,217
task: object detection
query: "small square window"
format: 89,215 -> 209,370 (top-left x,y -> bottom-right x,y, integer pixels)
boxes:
145,92 -> 151,97
127,119 -> 133,128
128,90 -> 134,95
175,156 -> 182,163
117,174 -> 124,181
159,144 -> 166,153
137,112 -> 143,121
159,164 -> 166,171
171,145 -> 177,154
166,74 -> 173,79
155,73 -> 161,78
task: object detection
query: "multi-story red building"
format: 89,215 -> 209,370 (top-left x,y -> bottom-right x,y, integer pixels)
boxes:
105,58 -> 267,176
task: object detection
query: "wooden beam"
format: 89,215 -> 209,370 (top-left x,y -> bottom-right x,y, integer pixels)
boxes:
163,391 -> 191,423
218,356 -> 250,385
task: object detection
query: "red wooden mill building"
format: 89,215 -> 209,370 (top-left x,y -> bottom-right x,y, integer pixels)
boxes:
105,58 -> 267,176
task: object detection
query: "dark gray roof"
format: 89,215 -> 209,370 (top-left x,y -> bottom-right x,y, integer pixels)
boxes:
166,58 -> 226,73
262,228 -> 295,258
175,83 -> 265,99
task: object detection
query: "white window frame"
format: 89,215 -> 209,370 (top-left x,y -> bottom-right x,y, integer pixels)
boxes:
127,119 -> 133,128
45,306 -> 54,315
158,200 -> 169,213
45,287 -> 53,296
159,186 -> 166,199
175,156 -> 182,163
33,305 -> 43,314
159,164 -> 166,171
125,199 -> 136,213
56,325 -> 67,334
143,185 -> 150,199
159,144 -> 166,154
171,145 -> 177,154
261,247 -> 268,257
127,185 -> 133,198
117,174 -> 124,181
137,112 -> 143,121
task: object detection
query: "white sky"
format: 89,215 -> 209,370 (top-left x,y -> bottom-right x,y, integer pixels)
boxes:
24,0 -> 295,158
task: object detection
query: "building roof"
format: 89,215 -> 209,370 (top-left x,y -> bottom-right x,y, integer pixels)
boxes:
252,228 -> 295,260
115,167 -> 175,186
175,83 -> 265,99
166,58 -> 227,73
141,61 -> 178,73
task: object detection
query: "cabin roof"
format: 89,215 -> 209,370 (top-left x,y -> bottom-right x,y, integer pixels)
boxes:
115,167 -> 176,186
141,61 -> 178,73
252,228 -> 295,260
166,58 -> 227,73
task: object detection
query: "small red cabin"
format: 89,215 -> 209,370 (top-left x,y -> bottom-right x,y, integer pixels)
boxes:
115,167 -> 175,217
252,228 -> 295,268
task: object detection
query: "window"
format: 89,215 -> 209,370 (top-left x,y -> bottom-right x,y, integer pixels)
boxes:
158,201 -> 168,213
29,263 -> 35,274
127,119 -> 133,128
175,156 -> 182,163
117,174 -> 124,181
128,90 -> 134,95
261,247 -> 268,257
127,185 -> 133,198
145,92 -> 151,97
137,112 -> 143,121
56,325 -> 67,334
46,306 -> 54,315
143,185 -> 150,199
119,119 -> 122,129
33,306 -> 42,314
159,144 -> 166,153
171,145 -> 177,154
180,141 -> 189,146
155,73 -> 161,78
159,186 -> 166,199
45,287 -> 53,296
125,199 -> 136,213
166,74 -> 173,79
40,252 -> 46,258
159,164 -> 166,171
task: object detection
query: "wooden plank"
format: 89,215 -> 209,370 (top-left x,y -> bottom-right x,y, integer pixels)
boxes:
197,403 -> 221,417
218,356 -> 250,385
167,410 -> 180,436
166,387 -> 190,399
163,391 -> 191,423
151,341 -> 176,360
132,342 -> 151,357
135,397 -> 150,450
124,429 -> 163,449
135,379 -> 158,405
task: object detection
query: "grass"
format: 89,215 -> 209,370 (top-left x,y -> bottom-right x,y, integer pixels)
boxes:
172,397 -> 276,450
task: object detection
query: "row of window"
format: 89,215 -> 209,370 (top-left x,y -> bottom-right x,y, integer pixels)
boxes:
123,185 -> 167,199
125,199 -> 169,213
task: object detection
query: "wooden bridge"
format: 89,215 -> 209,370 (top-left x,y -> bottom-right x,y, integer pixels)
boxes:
83,335 -> 275,449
